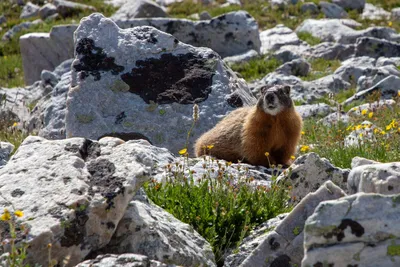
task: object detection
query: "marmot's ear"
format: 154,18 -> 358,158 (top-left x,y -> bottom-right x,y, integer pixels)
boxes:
260,86 -> 268,95
283,85 -> 291,95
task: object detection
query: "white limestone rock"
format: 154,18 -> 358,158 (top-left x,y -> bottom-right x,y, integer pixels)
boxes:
20,2 -> 40,19
319,2 -> 348,19
92,194 -> 216,266
276,153 -> 349,204
303,42 -> 355,61
53,0 -> 96,18
355,37 -> 400,58
334,56 -> 377,83
0,142 -> 14,168
344,120 -> 377,147
319,111 -> 351,126
238,181 -> 346,267
303,193 -> 400,267
357,65 -> 400,92
111,0 -> 167,20
348,162 -> 400,195
0,136 -> 175,266
361,3 -> 391,20
260,24 -> 303,54
223,49 -> 259,65
76,254 -> 172,267
346,100 -> 396,117
295,103 -> 334,119
392,8 -> 400,22
275,58 -> 311,77
351,156 -> 379,168
38,3 -> 57,20
66,13 -> 255,155
332,0 -> 365,11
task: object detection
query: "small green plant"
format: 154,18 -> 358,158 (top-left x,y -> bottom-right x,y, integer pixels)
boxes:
230,57 -> 282,82
297,32 -> 322,46
301,58 -> 342,81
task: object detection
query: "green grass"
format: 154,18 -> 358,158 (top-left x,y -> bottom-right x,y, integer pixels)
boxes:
0,54 -> 24,88
367,0 -> 400,10
144,158 -> 291,266
230,57 -> 282,82
301,58 -> 342,81
297,31 -> 322,46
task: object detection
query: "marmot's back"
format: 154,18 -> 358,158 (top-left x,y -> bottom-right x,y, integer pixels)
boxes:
194,85 -> 302,167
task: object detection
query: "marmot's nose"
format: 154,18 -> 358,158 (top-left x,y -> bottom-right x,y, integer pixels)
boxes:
265,93 -> 275,103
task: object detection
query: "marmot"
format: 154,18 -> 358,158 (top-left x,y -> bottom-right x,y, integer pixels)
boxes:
194,85 -> 303,167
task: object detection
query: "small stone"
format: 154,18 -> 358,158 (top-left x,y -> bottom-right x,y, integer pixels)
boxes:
319,2 -> 348,19
20,2 -> 40,19
301,2 -> 319,15
199,11 -> 212,20
38,3 -> 57,20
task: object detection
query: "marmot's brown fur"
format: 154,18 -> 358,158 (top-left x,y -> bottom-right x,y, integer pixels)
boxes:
194,85 -> 303,167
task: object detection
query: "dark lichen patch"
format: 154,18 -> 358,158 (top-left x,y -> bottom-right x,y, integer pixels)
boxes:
74,38 -> 125,81
314,263 -> 334,267
87,158 -> 126,210
388,185 -> 393,191
65,139 -> 101,161
106,221 -> 115,229
131,27 -> 158,44
60,207 -> 89,247
270,255 -> 291,267
98,132 -> 152,144
323,219 -> 365,242
11,189 -> 24,197
269,237 -> 280,250
226,93 -> 243,108
121,52 -> 215,105
115,112 -> 126,124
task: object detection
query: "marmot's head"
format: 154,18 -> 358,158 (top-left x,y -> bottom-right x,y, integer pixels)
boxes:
257,85 -> 293,116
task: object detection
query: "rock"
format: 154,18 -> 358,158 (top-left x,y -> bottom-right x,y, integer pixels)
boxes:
334,56 -> 376,83
0,15 -> 6,25
76,253 -> 173,267
20,11 -> 261,84
20,2 -> 40,19
319,111 -> 350,126
223,213 -> 289,267
65,13 -> 255,155
20,25 -> 76,85
392,8 -> 400,22
357,65 -> 400,92
0,136 -> 175,266
238,181 -> 346,267
54,58 -> 74,77
91,193 -> 216,266
301,2 -> 319,15
376,57 -> 400,67
332,0 -> 365,11
303,193 -> 400,267
303,42 -> 355,61
347,100 -> 396,117
344,75 -> 400,104
270,47 -> 301,63
344,120 -> 377,147
319,2 -> 348,19
53,0 -> 96,18
303,74 -> 351,94
348,162 -> 400,195
0,142 -> 14,168
260,24 -> 303,54
275,58 -> 311,77
40,70 -> 59,87
111,0 -> 167,20
270,0 -> 299,9
223,49 -> 259,65
295,103 -> 334,119
2,21 -> 37,41
355,37 -> 400,59
38,3 -> 57,20
361,3 -> 391,20
156,0 -> 184,6
276,153 -> 349,204
351,156 -> 379,168
199,11 -> 212,20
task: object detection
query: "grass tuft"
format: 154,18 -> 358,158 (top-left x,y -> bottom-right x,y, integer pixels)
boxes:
230,57 -> 282,82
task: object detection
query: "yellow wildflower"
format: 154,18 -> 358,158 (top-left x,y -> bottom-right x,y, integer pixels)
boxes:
359,133 -> 363,138
374,128 -> 380,134
0,209 -> 11,221
178,148 -> 187,155
265,152 -> 270,157
300,145 -> 310,153
14,210 -> 23,218
301,131 -> 305,135
12,122 -> 17,127
381,130 -> 386,135
386,125 -> 392,131
398,90 -> 400,97
368,112 -> 373,118
355,125 -> 362,130
361,109 -> 367,115
290,155 -> 295,160
388,21 -> 393,27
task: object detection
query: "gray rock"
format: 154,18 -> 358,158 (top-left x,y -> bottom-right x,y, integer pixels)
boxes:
376,57 -> 400,67
344,75 -> 400,104
239,181 -> 346,267
0,142 -> 14,168
53,0 -> 96,18
275,58 -> 311,77
355,37 -> 400,58
351,156 -> 379,168
347,100 -> 396,117
276,153 -> 349,204
270,0 -> 299,9
303,74 -> 351,94
92,196 -> 216,266
357,65 -> 400,92
334,56 -> 376,83
303,42 -> 355,61
319,2 -> 348,18
20,11 -> 261,84
54,58 -> 73,77
348,162 -> 400,195
0,15 -> 6,24
332,0 -> 365,11
111,0 -> 167,20
20,2 -> 40,19
2,21 -> 34,41
319,111 -> 350,126
199,11 -> 212,20
270,47 -> 301,63
66,13 -> 255,155
223,214 -> 288,267
76,253 -> 172,267
40,70 -> 59,87
0,136 -> 175,266
361,3 -> 391,20
20,25 -> 76,85
301,2 -> 319,15
392,8 -> 400,22
295,103 -> 333,119
260,24 -> 303,54
303,193 -> 400,267
344,120 -> 377,147
223,49 -> 259,65
38,3 -> 57,20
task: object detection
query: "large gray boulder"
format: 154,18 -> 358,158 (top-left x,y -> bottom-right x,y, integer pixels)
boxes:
361,3 -> 391,20
303,193 -> 400,267
38,3 -> 58,20
92,192 -> 216,266
65,13 -> 254,155
111,0 -> 167,20
260,24 -> 304,54
319,2 -> 348,19
0,136 -> 175,266
355,37 -> 400,58
334,56 -> 377,83
348,162 -> 400,195
20,11 -> 261,84
237,181 -> 346,267
332,0 -> 365,11
53,0 -> 96,18
303,42 -> 355,61
276,153 -> 349,204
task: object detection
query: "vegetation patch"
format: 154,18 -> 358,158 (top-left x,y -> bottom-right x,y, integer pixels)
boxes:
230,56 -> 282,82
301,58 -> 342,81
297,31 -> 322,46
